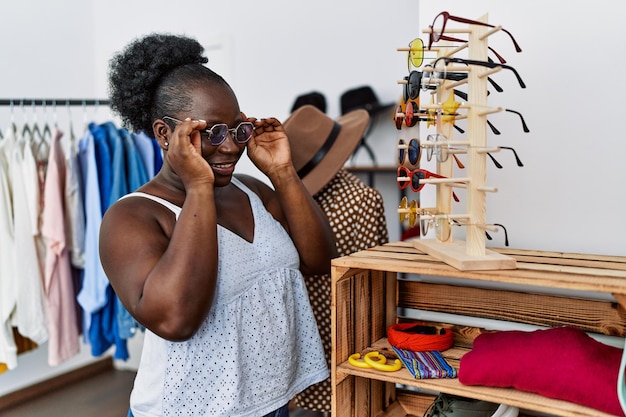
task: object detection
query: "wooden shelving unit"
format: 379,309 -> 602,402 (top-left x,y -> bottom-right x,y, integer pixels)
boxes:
331,241 -> 626,417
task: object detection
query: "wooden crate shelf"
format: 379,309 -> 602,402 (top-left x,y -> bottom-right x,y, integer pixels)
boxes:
331,242 -> 626,417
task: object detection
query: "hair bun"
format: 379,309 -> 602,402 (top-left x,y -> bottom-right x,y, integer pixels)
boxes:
108,33 -> 208,133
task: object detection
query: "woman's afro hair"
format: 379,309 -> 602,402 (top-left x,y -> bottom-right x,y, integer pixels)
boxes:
108,33 -> 209,135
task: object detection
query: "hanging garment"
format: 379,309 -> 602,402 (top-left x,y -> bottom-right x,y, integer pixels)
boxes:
116,128 -> 149,339
76,126 -> 105,340
294,169 -> 390,413
77,122 -> 128,360
21,125 -> 47,278
149,133 -> 163,174
9,127 -> 48,345
0,127 -> 18,370
41,128 -> 80,366
61,126 -> 86,270
131,130 -> 156,179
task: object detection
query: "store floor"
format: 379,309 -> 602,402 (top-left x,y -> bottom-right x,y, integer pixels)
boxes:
0,366 -> 324,417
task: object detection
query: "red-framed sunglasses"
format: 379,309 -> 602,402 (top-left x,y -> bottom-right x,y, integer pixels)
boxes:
428,11 -> 522,63
396,166 -> 460,202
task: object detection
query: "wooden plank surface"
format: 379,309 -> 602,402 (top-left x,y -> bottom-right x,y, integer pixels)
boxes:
337,358 -> 617,417
397,281 -> 626,337
332,243 -> 626,294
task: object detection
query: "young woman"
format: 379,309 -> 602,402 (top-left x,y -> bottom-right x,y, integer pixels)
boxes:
100,33 -> 336,417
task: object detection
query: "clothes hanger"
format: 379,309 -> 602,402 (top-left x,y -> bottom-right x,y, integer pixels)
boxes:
33,101 -> 51,164
66,101 -> 76,142
20,100 -> 33,142
9,100 -> 17,136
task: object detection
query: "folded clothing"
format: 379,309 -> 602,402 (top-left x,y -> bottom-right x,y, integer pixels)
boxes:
458,326 -> 624,417
391,346 -> 457,379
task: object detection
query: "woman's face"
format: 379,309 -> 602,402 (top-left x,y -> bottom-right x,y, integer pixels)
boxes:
177,81 -> 247,187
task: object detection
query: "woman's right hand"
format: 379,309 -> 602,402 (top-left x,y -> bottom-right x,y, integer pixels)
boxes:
165,117 -> 215,187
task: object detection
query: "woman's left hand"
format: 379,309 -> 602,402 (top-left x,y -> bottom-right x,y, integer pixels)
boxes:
246,117 -> 293,177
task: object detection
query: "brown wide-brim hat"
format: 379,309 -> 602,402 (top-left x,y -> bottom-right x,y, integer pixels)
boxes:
283,105 -> 370,195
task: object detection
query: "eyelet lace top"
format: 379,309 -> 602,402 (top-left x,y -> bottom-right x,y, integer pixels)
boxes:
126,177 -> 328,417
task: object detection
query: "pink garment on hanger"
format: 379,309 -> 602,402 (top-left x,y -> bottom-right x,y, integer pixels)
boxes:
41,128 -> 80,366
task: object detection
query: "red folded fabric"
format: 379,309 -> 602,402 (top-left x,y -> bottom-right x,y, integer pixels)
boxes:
458,326 -> 624,416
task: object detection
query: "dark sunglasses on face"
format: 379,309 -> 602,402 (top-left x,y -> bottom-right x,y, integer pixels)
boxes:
162,116 -> 254,146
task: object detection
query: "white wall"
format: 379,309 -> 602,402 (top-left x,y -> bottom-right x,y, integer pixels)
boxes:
415,0 -> 626,257
1,0 -> 625,398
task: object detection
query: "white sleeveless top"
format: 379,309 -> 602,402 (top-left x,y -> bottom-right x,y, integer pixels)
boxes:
126,177 -> 328,417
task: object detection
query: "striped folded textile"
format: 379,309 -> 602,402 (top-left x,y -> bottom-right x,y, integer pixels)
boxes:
391,346 -> 457,379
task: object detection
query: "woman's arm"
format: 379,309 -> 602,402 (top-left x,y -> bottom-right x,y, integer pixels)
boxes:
245,117 -> 337,275
99,118 -> 219,342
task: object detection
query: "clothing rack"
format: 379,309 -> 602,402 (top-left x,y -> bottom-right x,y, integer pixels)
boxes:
0,98 -> 110,106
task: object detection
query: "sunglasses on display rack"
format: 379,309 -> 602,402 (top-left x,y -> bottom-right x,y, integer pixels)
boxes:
485,223 -> 510,246
398,196 -> 419,228
395,101 -> 466,135
438,108 -> 528,136
162,116 -> 255,146
432,57 -> 526,89
422,134 -> 466,169
426,134 -> 524,169
406,38 -> 425,71
397,138 -> 422,166
397,136 -> 465,170
420,214 -> 510,246
395,101 -> 424,129
397,166 -> 461,202
417,65 -> 504,97
427,11 -> 522,59
425,133 -> 462,163
397,197 -> 449,232
420,214 -> 460,241
398,136 -> 464,170
402,70 -> 496,104
485,146 -> 525,169
417,83 -> 529,135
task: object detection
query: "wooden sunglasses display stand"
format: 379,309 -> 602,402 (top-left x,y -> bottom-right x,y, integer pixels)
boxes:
408,14 -> 518,271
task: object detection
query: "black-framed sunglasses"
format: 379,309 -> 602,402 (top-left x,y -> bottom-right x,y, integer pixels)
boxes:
451,107 -> 530,136
420,64 -> 504,94
428,11 -> 522,57
432,217 -> 510,246
404,69 -> 502,108
486,223 -> 510,247
162,116 -> 254,146
433,57 -> 526,89
485,146 -> 525,169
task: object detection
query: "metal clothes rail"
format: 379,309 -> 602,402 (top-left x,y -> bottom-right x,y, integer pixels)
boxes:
0,99 -> 110,106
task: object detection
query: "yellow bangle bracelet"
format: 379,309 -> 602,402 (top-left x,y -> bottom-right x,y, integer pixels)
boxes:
363,351 -> 402,372
348,353 -> 372,368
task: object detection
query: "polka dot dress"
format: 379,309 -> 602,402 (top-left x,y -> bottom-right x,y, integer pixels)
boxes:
294,169 -> 389,412
129,178 -> 328,417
